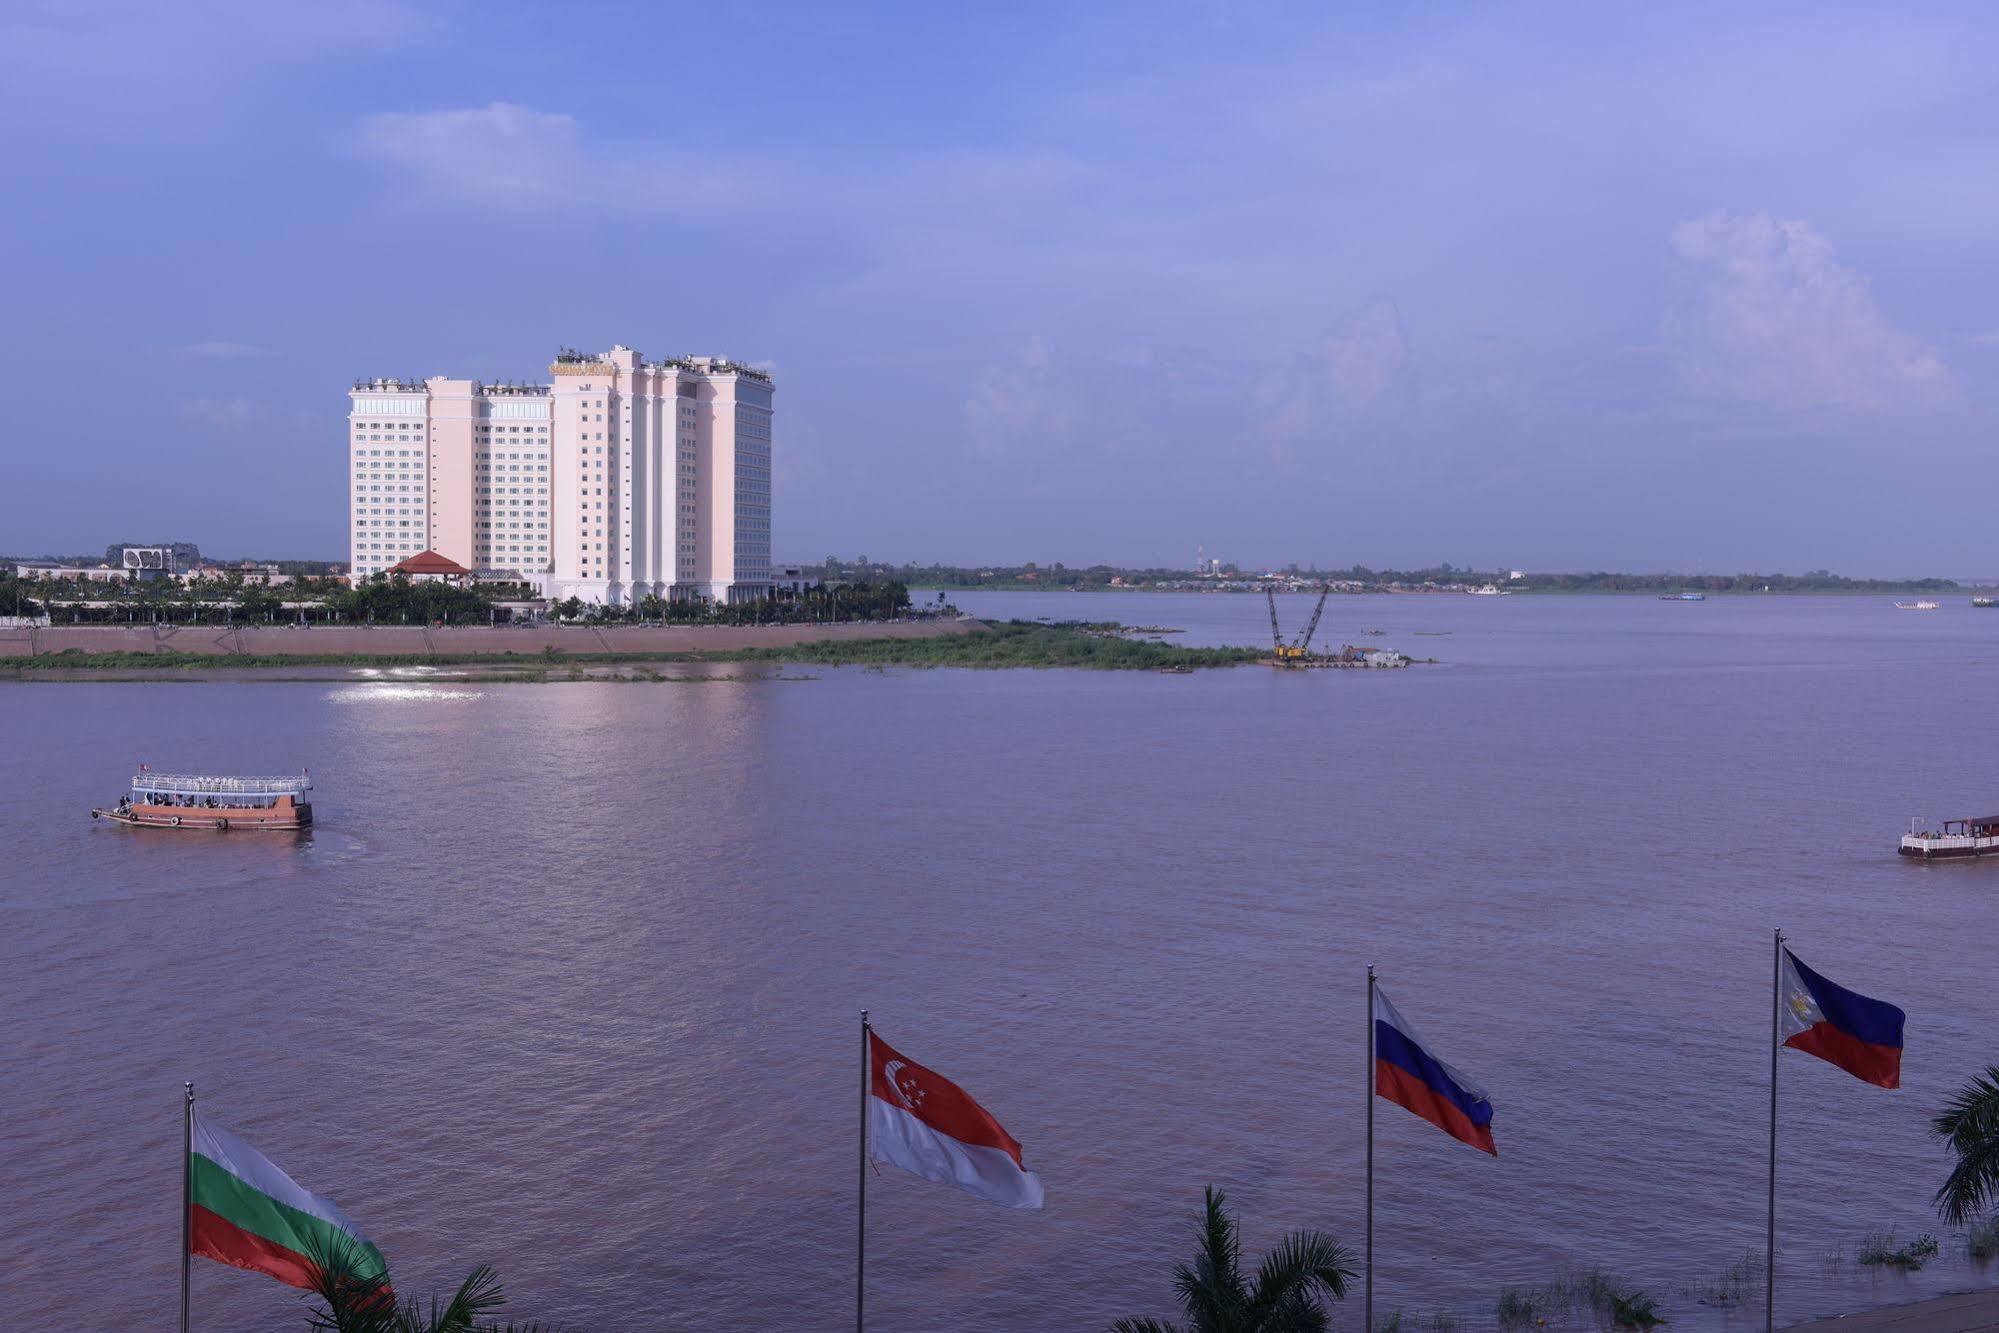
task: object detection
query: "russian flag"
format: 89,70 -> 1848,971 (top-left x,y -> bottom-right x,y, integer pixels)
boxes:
1780,948 -> 1905,1089
1373,986 -> 1496,1155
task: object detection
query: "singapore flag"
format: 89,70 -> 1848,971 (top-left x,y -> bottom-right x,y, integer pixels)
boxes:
868,1030 -> 1045,1209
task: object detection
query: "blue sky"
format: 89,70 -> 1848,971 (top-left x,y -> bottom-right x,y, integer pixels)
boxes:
5,1 -> 1997,572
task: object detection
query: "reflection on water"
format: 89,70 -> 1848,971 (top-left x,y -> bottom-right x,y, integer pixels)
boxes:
7,600 -> 1999,1330
329,685 -> 486,703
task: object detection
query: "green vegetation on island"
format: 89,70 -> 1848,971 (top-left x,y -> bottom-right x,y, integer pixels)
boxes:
3,621 -> 1265,674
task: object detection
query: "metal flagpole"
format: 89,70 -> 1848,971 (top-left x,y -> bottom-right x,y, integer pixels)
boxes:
858,1010 -> 870,1333
1366,965 -> 1376,1333
181,1081 -> 194,1333
1766,929 -> 1782,1333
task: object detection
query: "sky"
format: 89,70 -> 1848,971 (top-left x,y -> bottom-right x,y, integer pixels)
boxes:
4,0 -> 1998,574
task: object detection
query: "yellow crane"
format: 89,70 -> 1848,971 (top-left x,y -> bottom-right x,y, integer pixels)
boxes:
1265,584 -> 1330,664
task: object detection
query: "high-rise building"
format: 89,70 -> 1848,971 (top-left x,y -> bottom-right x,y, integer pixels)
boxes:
347,344 -> 773,603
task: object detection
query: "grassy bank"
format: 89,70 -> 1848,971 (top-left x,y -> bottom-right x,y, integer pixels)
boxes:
3,621 -> 1264,674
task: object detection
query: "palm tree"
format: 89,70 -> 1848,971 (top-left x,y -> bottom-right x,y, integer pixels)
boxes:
1933,1066 -> 1999,1224
1112,1186 -> 1355,1333
300,1230 -> 561,1333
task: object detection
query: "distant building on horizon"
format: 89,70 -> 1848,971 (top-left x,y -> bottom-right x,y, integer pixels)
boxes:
347,344 -> 773,604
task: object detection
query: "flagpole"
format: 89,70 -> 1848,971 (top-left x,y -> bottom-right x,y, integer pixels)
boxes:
1366,964 -> 1376,1333
1766,929 -> 1782,1333
181,1081 -> 194,1333
858,1009 -> 869,1333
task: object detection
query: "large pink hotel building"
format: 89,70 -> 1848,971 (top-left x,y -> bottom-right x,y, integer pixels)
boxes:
348,344 -> 773,604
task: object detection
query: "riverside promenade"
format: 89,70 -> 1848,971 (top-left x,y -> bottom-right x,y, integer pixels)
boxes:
1798,1291 -> 1999,1331
0,618 -> 981,660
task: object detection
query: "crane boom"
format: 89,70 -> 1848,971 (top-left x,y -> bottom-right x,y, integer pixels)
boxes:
1266,587 -> 1285,654
1293,585 -> 1331,653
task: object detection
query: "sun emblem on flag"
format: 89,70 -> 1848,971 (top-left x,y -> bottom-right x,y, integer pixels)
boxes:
1788,992 -> 1814,1020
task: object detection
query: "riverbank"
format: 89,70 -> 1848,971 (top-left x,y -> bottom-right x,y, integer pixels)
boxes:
0,619 -> 1267,675
1795,1288 -> 1999,1330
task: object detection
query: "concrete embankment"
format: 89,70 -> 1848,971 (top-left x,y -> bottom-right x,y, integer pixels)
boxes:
1793,1289 -> 1999,1331
0,619 -> 982,660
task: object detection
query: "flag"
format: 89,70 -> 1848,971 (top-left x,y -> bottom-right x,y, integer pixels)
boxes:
867,1030 -> 1044,1209
189,1113 -> 385,1290
1780,947 -> 1905,1089
1373,985 -> 1496,1155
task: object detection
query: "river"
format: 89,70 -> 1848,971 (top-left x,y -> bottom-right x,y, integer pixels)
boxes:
4,591 -> 1997,1329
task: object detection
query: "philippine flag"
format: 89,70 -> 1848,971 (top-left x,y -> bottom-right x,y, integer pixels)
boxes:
1779,947 -> 1905,1089
1373,986 -> 1497,1155
868,1031 -> 1044,1209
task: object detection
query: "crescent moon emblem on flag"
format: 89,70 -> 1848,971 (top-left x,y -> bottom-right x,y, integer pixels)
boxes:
882,1059 -> 913,1107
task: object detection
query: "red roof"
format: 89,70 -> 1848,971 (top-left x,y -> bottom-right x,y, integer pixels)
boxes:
389,550 -> 471,576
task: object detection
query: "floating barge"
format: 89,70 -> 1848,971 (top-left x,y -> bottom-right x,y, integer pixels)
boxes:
1900,817 -> 1999,859
92,770 -> 314,831
1261,645 -> 1411,670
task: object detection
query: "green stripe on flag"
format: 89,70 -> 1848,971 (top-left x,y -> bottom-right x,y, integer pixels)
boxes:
189,1154 -> 386,1280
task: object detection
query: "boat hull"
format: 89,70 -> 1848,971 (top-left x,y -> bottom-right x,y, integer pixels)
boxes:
1899,835 -> 1999,860
92,806 -> 311,831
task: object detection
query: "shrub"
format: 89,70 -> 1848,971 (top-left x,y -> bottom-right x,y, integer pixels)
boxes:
1857,1231 -> 1939,1270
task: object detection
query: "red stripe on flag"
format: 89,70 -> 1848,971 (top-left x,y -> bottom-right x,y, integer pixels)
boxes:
1785,1021 -> 1902,1089
1376,1059 -> 1497,1155
190,1203 -> 319,1291
869,1032 -> 1025,1166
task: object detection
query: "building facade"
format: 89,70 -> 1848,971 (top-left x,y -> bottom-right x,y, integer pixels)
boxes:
347,344 -> 772,604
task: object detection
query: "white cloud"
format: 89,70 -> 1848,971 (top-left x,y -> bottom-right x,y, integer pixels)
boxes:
180,396 -> 256,428
1664,213 -> 1950,412
966,336 -> 1072,446
1255,297 -> 1412,438
356,103 -> 786,214
158,340 -> 272,360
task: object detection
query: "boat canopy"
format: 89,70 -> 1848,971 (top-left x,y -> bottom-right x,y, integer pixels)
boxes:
131,772 -> 312,798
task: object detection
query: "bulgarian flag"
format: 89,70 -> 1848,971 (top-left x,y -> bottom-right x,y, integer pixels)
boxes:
189,1113 -> 385,1290
868,1030 -> 1044,1209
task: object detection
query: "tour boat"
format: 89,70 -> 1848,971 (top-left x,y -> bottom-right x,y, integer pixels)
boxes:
92,769 -> 313,831
1894,601 -> 1940,610
1974,597 -> 1996,608
1900,817 -> 1999,859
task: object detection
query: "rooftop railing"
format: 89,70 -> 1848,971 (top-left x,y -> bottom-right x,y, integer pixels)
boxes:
132,773 -> 312,795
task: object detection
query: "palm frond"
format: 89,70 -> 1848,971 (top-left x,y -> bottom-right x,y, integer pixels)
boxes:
1171,1186 -> 1248,1325
300,1229 -> 398,1333
1261,1287 -> 1332,1333
423,1263 -> 506,1332
1932,1067 -> 1999,1224
1246,1230 -> 1355,1323
1108,1320 -> 1184,1333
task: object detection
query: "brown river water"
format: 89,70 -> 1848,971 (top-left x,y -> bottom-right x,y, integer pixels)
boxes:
5,591 -> 1999,1330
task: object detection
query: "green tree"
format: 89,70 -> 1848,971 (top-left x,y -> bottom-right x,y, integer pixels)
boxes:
301,1229 -> 559,1333
1932,1066 -> 1999,1224
1112,1187 -> 1355,1333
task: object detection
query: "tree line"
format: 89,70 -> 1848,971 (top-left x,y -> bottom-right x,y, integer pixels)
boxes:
1,569 -> 916,627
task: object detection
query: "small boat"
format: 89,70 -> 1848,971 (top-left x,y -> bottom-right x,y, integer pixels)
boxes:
1901,816 -> 1999,860
1973,597 -> 1997,608
1658,592 -> 1706,601
1363,628 -> 1387,636
1894,601 -> 1940,610
93,768 -> 313,831
1467,585 -> 1506,596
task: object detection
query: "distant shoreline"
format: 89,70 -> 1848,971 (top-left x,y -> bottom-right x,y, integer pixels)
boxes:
916,584 -> 1985,596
